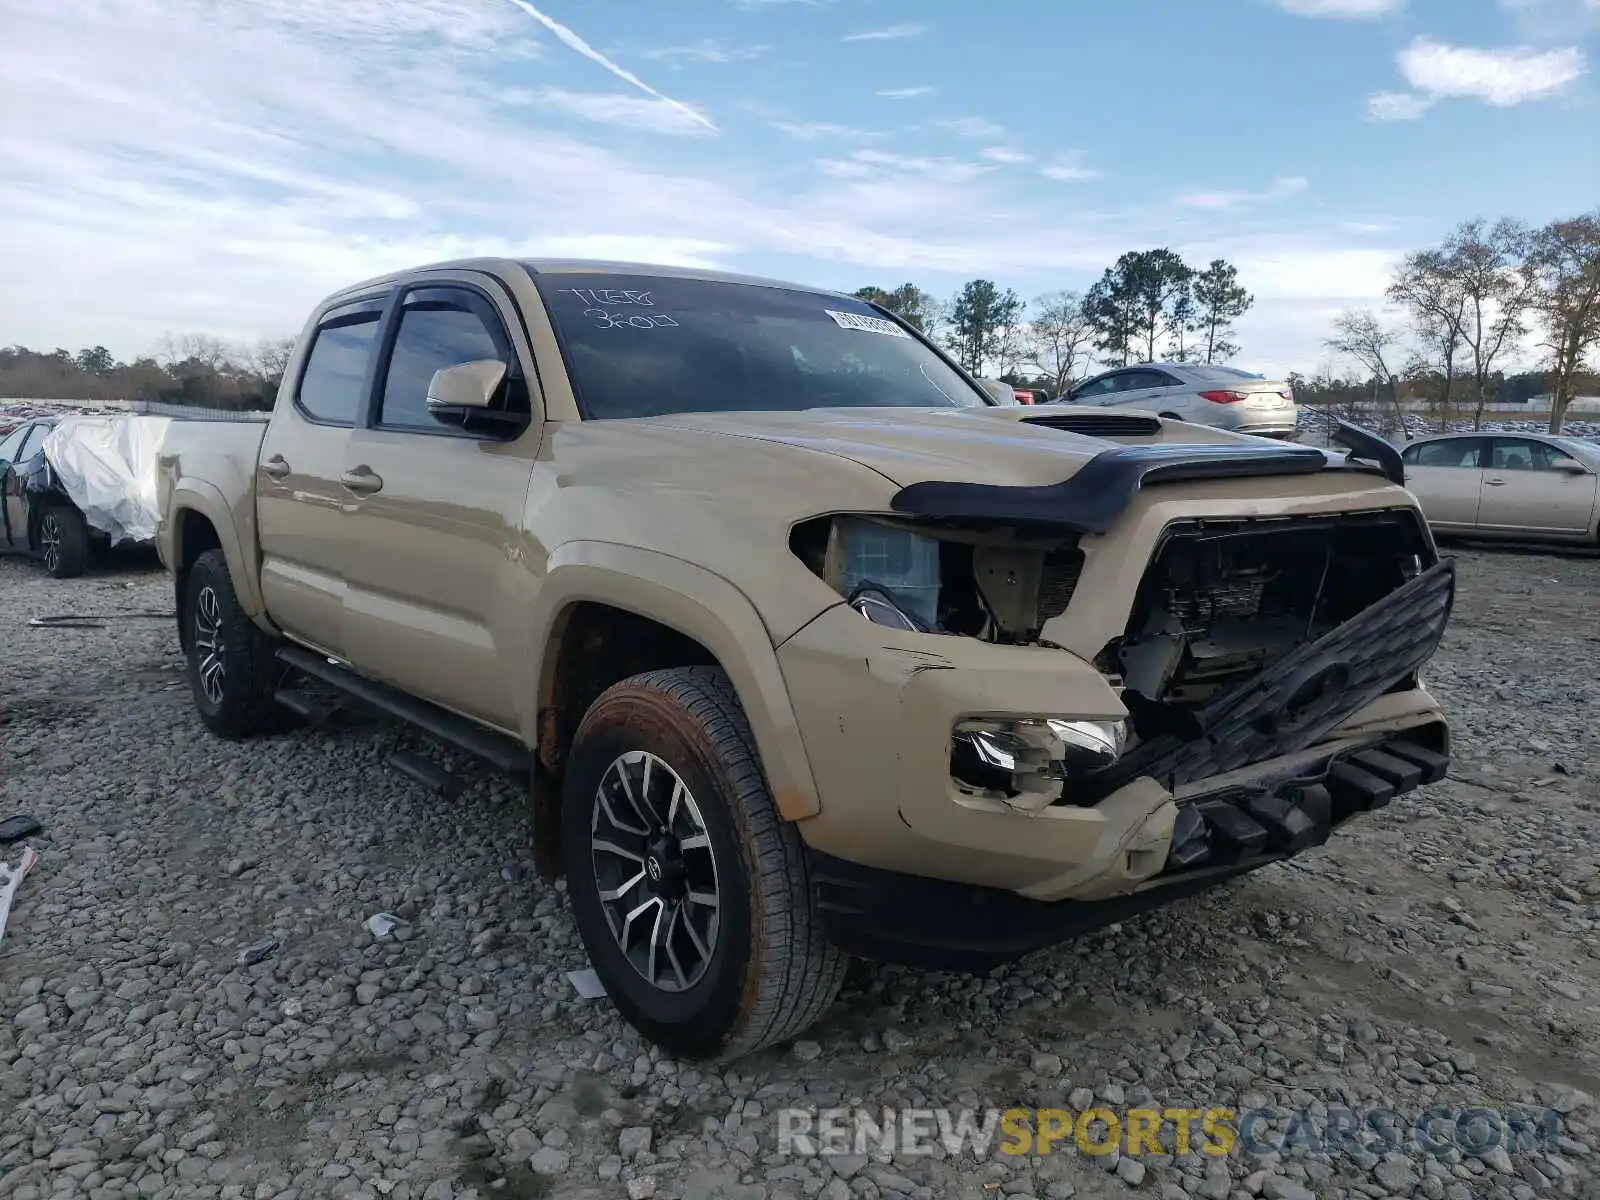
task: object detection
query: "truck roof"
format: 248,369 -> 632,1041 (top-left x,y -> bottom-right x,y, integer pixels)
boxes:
324,257 -> 855,307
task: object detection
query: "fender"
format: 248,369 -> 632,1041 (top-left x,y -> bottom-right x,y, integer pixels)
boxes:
163,479 -> 272,626
525,541 -> 825,821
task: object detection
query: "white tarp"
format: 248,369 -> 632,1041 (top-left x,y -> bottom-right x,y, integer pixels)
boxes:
39,414 -> 172,545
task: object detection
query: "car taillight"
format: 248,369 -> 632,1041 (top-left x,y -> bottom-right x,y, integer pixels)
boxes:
1198,390 -> 1248,404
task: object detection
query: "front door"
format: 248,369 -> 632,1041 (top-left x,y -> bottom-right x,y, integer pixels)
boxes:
255,295 -> 388,658
0,423 -> 36,549
1401,437 -> 1487,532
337,278 -> 543,732
1478,437 -> 1599,535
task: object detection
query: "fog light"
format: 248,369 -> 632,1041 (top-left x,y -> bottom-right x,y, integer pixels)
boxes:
951,716 -> 1128,811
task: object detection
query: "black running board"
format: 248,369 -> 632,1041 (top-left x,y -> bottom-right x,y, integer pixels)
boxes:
276,644 -> 531,778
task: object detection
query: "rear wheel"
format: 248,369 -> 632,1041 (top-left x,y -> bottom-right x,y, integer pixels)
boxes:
39,506 -> 88,579
183,549 -> 285,737
561,666 -> 846,1060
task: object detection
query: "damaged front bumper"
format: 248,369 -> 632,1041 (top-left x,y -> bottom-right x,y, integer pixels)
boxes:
807,728 -> 1449,973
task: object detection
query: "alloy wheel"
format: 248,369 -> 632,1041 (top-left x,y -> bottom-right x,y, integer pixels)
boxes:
192,585 -> 227,706
590,750 -> 720,992
40,515 -> 61,575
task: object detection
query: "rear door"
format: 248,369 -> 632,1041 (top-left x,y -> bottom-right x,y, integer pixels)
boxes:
1399,437 -> 1487,531
1478,437 -> 1598,536
337,276 -> 544,731
255,295 -> 388,658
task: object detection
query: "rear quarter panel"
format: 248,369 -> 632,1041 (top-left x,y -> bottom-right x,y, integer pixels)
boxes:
157,420 -> 271,619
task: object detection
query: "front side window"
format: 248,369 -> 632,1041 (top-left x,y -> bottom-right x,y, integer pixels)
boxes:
1075,374 -> 1125,397
0,425 -> 30,463
535,273 -> 988,420
1406,439 -> 1482,468
297,313 -> 381,425
379,295 -> 508,430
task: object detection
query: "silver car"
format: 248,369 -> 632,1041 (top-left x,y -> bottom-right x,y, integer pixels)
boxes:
1399,431 -> 1600,546
1054,363 -> 1299,439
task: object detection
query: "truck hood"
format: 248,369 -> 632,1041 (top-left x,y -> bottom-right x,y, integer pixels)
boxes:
634,406 -> 1121,489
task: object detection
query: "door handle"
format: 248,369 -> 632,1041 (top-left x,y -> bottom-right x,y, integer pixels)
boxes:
260,454 -> 290,480
1484,478 -> 1506,486
340,466 -> 383,495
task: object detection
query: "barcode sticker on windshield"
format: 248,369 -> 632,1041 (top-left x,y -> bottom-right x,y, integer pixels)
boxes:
825,309 -> 911,338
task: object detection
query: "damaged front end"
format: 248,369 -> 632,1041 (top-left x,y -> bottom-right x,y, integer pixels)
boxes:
788,428 -> 1454,893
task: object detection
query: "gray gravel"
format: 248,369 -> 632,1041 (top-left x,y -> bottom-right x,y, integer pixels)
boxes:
2,545 -> 1597,1200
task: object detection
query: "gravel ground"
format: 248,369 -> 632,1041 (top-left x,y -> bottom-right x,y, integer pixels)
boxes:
2,545 -> 1597,1200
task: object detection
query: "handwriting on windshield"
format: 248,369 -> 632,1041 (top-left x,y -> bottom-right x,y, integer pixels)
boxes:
584,308 -> 679,330
565,288 -> 654,306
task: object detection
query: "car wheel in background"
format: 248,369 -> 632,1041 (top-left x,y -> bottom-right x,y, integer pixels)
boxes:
183,549 -> 287,738
561,665 -> 846,1061
40,506 -> 89,579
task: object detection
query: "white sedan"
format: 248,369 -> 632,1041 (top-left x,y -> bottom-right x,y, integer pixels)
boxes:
1400,431 -> 1600,546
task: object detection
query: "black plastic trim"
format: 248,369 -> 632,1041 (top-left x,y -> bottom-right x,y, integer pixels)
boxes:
1021,412 -> 1164,438
890,441 -> 1339,534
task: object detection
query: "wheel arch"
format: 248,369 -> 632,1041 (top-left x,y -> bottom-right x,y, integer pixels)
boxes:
526,543 -> 823,863
164,482 -> 268,637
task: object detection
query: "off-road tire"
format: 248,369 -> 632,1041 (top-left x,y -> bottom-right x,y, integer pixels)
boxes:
561,665 -> 846,1060
183,549 -> 285,738
40,506 -> 88,579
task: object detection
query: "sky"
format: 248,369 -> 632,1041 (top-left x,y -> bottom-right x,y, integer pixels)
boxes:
1,0 -> 1597,379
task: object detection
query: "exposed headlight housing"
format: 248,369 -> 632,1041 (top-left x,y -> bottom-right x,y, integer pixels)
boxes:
952,716 -> 1128,811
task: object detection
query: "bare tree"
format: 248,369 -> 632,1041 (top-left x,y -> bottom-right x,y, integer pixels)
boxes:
1325,309 -> 1407,436
246,336 -> 297,382
154,332 -> 239,373
1023,291 -> 1095,396
1526,210 -> 1600,434
1387,249 -> 1468,431
1438,218 -> 1534,429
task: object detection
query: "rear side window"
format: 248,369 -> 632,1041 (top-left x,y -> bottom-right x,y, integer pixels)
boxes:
297,314 -> 380,425
379,294 -> 509,430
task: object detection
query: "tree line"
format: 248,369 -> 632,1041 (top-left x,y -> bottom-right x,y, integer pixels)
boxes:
855,249 -> 1254,397
0,333 -> 295,411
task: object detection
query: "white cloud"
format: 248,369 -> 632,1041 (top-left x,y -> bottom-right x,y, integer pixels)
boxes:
1177,176 -> 1308,209
642,39 -> 769,67
1366,90 -> 1435,120
816,150 -> 995,186
1039,159 -> 1102,182
842,23 -> 928,42
936,117 -> 1005,138
877,86 -> 935,99
1393,36 -> 1586,107
1274,0 -> 1403,16
497,0 -> 716,131
772,121 -> 879,140
981,147 -> 1033,165
523,88 -> 717,136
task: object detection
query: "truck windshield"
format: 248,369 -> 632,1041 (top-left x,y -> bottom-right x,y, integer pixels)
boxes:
534,273 -> 990,420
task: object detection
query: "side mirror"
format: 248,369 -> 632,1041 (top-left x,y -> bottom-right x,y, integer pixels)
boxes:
427,359 -> 506,413
1552,456 -> 1588,474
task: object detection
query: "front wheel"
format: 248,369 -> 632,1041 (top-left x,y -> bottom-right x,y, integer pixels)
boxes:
39,506 -> 88,579
183,549 -> 285,738
561,666 -> 846,1060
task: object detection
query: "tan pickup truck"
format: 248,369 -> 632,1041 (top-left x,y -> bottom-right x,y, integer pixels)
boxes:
157,258 -> 1455,1061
